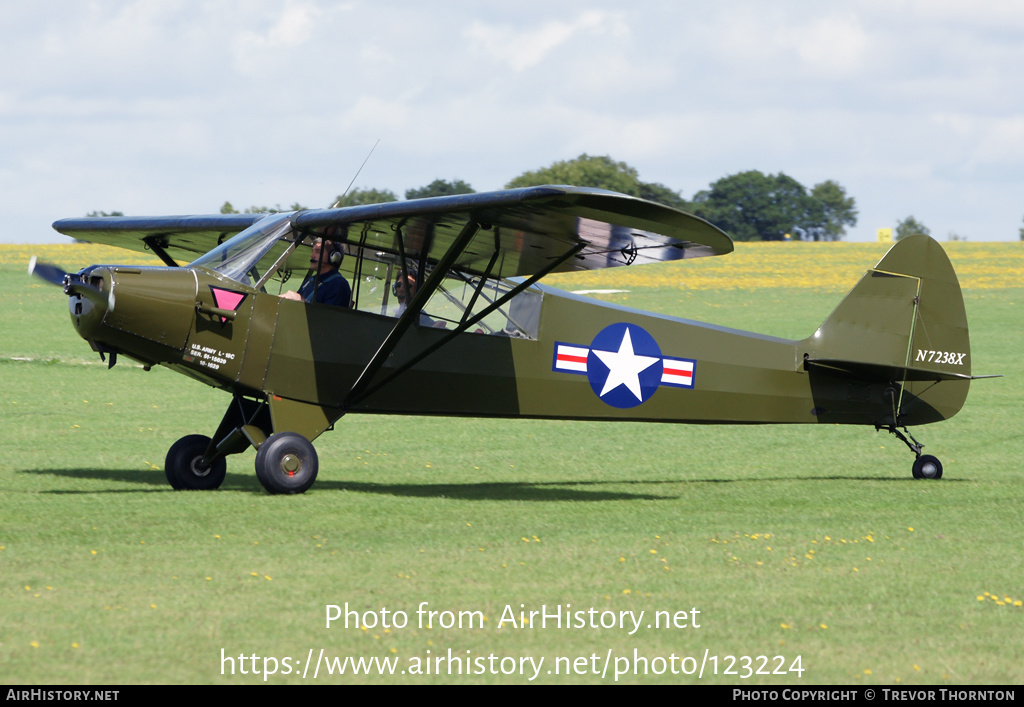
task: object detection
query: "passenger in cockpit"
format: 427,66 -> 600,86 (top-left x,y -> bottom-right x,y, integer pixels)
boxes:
393,273 -> 443,327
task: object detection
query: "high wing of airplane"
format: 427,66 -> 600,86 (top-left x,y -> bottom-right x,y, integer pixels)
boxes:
33,185 -> 987,494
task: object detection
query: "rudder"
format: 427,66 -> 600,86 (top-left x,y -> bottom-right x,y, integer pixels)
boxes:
802,235 -> 971,425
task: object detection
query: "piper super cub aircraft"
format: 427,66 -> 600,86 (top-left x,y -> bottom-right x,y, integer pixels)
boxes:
34,186 -> 982,493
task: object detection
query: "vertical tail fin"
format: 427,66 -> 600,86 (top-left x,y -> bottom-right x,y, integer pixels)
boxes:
802,235 -> 970,425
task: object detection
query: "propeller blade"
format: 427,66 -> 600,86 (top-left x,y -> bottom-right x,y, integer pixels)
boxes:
28,256 -> 69,287
29,258 -> 115,312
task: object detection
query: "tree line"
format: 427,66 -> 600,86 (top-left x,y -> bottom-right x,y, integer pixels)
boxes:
97,154 -> 1011,242
215,155 -> 857,242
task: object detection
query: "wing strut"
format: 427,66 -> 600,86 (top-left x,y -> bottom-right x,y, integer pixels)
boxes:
347,239 -> 587,407
143,235 -> 180,267
459,229 -> 503,328
342,219 -> 482,408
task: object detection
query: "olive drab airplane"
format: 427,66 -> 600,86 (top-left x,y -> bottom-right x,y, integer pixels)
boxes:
32,186 -> 988,494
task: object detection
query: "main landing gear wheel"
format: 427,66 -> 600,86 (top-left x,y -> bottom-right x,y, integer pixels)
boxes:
254,432 -> 319,494
165,434 -> 226,490
912,454 -> 943,480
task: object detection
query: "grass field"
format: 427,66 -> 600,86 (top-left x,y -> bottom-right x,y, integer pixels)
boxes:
1,241 -> 1021,684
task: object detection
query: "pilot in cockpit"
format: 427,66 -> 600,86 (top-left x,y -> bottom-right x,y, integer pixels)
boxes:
281,237 -> 352,308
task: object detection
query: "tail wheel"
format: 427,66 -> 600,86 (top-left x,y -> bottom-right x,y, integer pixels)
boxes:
912,454 -> 943,480
254,432 -> 319,494
165,434 -> 226,490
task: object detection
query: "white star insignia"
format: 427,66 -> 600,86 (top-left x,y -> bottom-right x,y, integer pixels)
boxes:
592,327 -> 660,401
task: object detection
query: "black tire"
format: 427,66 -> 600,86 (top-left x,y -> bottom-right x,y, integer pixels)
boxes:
165,434 -> 226,490
254,432 -> 318,494
912,454 -> 943,480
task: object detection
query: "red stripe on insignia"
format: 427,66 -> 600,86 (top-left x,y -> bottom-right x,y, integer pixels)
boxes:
662,358 -> 694,387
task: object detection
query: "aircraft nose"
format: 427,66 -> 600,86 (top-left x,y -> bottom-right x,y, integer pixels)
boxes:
69,289 -> 94,320
67,267 -> 114,340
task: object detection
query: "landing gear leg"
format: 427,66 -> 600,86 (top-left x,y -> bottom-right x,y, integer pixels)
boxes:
877,424 -> 943,480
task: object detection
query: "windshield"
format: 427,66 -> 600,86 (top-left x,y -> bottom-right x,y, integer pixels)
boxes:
189,212 -> 295,285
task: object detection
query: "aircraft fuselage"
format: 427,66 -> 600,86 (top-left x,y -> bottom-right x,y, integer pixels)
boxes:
69,262 -> 964,443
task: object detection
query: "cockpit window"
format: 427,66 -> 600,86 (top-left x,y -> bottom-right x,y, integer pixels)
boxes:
188,216 -> 542,338
189,212 -> 295,285
348,251 -> 541,339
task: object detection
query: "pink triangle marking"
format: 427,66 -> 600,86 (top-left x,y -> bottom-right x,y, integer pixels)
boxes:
211,288 -> 246,323
212,288 -> 246,312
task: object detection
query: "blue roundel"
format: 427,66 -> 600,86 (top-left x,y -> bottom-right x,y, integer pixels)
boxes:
586,323 -> 664,408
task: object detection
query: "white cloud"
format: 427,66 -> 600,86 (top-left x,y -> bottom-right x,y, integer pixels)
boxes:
234,1 -> 323,73
790,16 -> 870,78
464,10 -> 626,72
949,115 -> 1024,177
2,1 -> 1022,243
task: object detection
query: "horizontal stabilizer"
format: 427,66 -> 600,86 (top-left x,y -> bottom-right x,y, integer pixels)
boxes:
804,358 -> 991,383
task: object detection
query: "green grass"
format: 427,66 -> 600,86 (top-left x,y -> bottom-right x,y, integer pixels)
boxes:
1,253 -> 1022,684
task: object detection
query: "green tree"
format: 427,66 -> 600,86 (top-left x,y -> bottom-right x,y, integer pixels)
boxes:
638,181 -> 688,211
86,210 -> 124,217
690,171 -> 814,241
1019,215 -> 1023,241
249,203 -> 307,213
405,179 -> 475,200
332,187 -> 398,208
505,154 -> 688,210
220,202 -> 308,214
808,180 -> 857,241
895,215 -> 930,241
507,154 -> 641,194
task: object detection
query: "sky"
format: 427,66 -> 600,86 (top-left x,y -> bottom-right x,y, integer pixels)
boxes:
2,0 -> 1022,244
